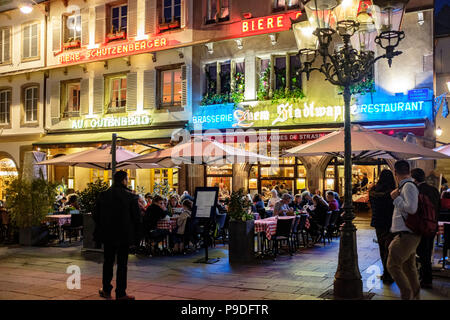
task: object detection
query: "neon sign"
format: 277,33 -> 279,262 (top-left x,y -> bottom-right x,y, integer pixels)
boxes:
57,37 -> 169,64
240,11 -> 302,35
191,99 -> 432,130
71,114 -> 152,129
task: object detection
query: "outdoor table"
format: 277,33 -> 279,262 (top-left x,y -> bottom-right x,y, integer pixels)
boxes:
44,214 -> 71,242
156,216 -> 178,232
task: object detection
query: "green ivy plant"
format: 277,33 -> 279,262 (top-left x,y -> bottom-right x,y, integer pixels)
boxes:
271,87 -> 306,104
5,178 -> 58,229
257,65 -> 271,101
338,76 -> 375,95
224,188 -> 254,222
201,72 -> 245,107
77,179 -> 109,214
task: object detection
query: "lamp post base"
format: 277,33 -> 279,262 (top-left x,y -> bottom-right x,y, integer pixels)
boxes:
333,220 -> 364,300
333,278 -> 363,300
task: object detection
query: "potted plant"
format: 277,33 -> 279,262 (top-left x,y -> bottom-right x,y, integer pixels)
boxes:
5,177 -> 57,246
77,179 -> 109,250
226,188 -> 255,264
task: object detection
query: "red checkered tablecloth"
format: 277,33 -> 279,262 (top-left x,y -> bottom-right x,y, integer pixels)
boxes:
157,217 -> 178,232
44,215 -> 71,226
254,217 -> 277,240
438,221 -> 450,236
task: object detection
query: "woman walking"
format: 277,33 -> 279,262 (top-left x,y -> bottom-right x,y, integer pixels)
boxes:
369,169 -> 396,284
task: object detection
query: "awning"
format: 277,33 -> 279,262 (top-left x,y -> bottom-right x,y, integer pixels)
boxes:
33,128 -> 175,146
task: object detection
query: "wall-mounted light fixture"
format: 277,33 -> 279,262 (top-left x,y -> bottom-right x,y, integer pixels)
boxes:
436,126 -> 443,137
205,43 -> 214,54
269,33 -> 278,46
417,11 -> 424,26
243,12 -> 252,19
235,38 -> 243,50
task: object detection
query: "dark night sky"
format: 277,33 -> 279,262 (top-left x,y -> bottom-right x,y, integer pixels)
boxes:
436,0 -> 450,36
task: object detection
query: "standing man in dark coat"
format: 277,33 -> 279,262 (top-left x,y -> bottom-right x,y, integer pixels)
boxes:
93,170 -> 140,300
411,168 -> 440,289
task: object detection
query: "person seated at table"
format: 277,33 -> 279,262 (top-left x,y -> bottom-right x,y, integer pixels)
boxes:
360,173 -> 369,191
143,195 -> 169,252
326,191 -> 340,212
67,194 -> 80,211
57,197 -> 68,212
180,190 -> 194,202
268,190 -> 280,209
274,194 -> 294,216
306,195 -> 330,240
137,195 -> 147,216
252,194 -> 265,213
173,199 -> 193,254
289,194 -> 303,212
314,189 -> 322,197
300,191 -> 313,208
167,195 -> 182,216
144,193 -> 152,209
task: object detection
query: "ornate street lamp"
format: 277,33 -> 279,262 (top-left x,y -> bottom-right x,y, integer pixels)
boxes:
291,0 -> 408,299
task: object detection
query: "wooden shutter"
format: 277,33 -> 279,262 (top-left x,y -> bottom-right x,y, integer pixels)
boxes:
31,23 -> 38,57
50,81 -> 61,125
80,79 -> 89,115
2,28 -> 10,62
93,77 -> 104,114
181,65 -> 187,107
143,69 -> 156,109
128,0 -> 137,37
95,5 -> 105,44
81,8 -> 89,46
126,72 -> 137,111
180,0 -> 186,28
145,0 -> 157,35
52,16 -> 61,51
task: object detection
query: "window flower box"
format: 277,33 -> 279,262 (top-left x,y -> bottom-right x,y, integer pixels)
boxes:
159,20 -> 180,32
63,39 -> 81,50
106,30 -> 126,42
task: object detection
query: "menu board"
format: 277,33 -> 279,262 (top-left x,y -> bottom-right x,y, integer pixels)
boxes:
194,187 -> 219,219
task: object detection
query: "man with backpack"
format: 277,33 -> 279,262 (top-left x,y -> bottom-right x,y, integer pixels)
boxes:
387,160 -> 421,300
411,168 -> 440,289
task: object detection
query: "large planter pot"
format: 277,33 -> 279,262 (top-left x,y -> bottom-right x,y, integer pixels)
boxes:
228,220 -> 255,264
19,226 -> 48,246
82,213 -> 103,252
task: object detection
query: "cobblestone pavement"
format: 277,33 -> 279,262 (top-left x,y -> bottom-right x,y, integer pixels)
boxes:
0,212 -> 449,300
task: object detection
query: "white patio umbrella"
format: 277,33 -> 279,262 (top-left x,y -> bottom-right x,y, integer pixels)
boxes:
283,125 -> 449,160
434,144 -> 450,157
38,145 -> 166,170
126,138 -> 277,166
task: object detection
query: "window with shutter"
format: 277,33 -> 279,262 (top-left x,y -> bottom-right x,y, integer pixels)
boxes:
126,72 -> 137,111
81,8 -> 89,46
105,74 -> 127,113
145,0 -> 157,34
52,16 -> 61,52
160,0 -> 181,31
206,0 -> 229,24
159,67 -> 182,107
95,5 -> 106,44
24,86 -> 39,123
143,69 -> 155,109
80,79 -> 89,115
93,77 -> 104,114
0,89 -> 11,124
60,80 -> 81,118
63,13 -> 82,50
127,0 -> 137,37
22,22 -> 39,60
50,81 -> 61,123
0,28 -> 11,64
181,65 -> 187,107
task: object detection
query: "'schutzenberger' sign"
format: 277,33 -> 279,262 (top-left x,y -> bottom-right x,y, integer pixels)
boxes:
71,114 -> 152,129
57,37 -> 169,64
